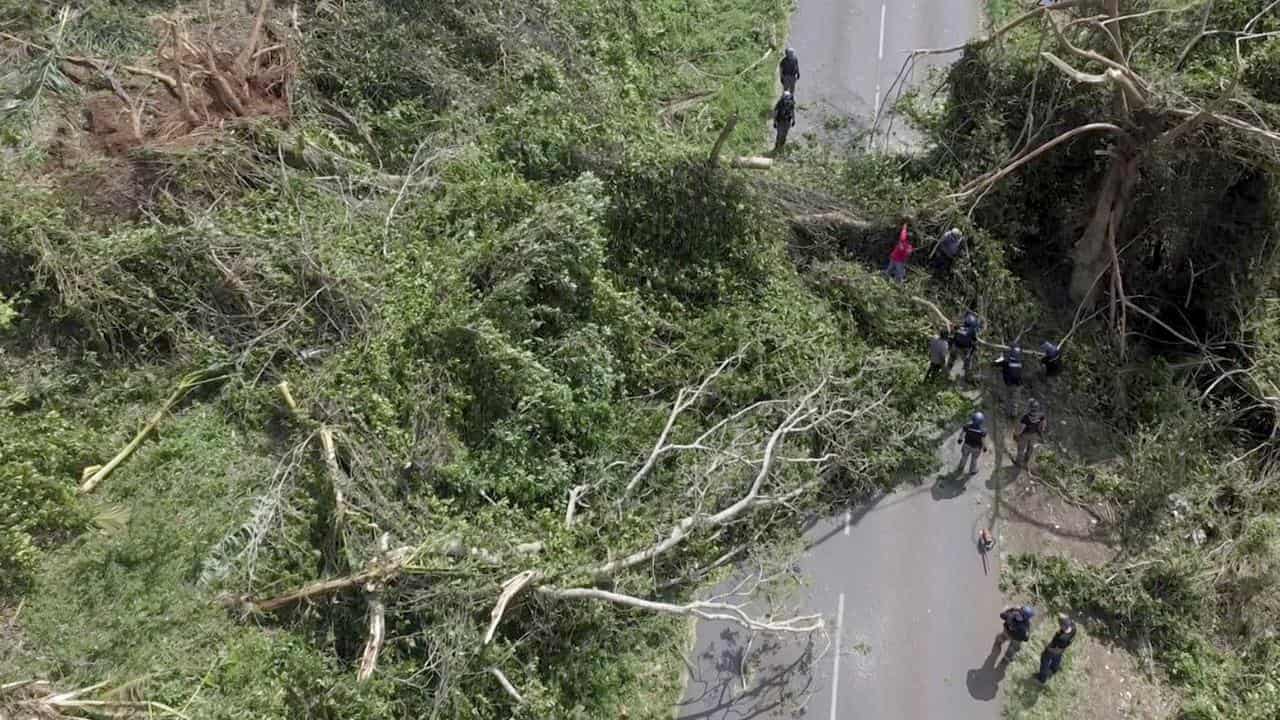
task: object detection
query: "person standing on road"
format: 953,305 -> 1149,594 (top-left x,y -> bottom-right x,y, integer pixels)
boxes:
951,311 -> 981,379
931,227 -> 965,273
1014,398 -> 1047,468
780,47 -> 800,94
1037,614 -> 1077,683
926,326 -> 951,380
886,222 -> 914,283
994,344 -> 1024,416
773,90 -> 796,153
957,412 -> 987,475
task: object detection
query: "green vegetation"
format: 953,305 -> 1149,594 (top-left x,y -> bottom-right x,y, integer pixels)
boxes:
4,0 -> 1280,718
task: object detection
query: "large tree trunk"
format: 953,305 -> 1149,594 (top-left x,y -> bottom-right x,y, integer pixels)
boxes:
1070,146 -> 1139,304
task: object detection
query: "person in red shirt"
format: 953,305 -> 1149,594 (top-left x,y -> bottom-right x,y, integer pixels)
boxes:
886,222 -> 914,283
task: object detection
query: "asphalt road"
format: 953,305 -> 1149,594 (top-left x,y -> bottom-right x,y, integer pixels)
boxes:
783,0 -> 982,148
677,3 -> 998,717
676,425 -> 1008,720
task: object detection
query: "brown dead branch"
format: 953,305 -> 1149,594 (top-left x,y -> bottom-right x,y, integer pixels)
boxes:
237,0 -> 272,74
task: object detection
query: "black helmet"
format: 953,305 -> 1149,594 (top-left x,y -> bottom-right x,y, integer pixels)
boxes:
971,411 -> 986,427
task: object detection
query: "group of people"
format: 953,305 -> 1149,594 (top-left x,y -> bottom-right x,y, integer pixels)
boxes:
775,40 -> 1079,690
887,222 -> 966,283
996,606 -> 1078,684
773,48 -> 799,152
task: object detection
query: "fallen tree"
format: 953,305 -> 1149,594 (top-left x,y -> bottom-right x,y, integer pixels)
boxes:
206,355 -> 895,703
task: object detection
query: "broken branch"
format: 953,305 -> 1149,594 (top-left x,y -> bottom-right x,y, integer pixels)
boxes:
79,368 -> 224,494
484,570 -> 543,645
537,586 -> 823,633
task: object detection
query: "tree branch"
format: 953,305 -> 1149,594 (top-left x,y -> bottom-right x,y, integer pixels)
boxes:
950,122 -> 1127,200
537,586 -> 823,633
484,570 -> 543,645
488,667 -> 525,704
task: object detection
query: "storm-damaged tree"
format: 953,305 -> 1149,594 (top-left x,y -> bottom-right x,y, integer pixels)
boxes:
203,355 -> 894,711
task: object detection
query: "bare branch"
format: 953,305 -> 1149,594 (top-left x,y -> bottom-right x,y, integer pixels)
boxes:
220,545 -> 415,613
488,667 -> 525,704
950,123 -> 1127,201
357,533 -> 391,682
621,355 -> 740,499
537,586 -> 823,633
484,570 -> 543,646
565,484 -> 590,528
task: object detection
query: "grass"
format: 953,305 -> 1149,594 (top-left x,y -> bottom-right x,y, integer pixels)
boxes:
987,0 -> 1016,25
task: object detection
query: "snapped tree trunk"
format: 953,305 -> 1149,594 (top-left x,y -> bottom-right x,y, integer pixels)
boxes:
1069,146 -> 1139,305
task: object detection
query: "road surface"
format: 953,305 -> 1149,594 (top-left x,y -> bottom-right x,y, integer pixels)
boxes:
676,425 -> 1008,719
785,0 -> 982,149
677,3 -> 997,717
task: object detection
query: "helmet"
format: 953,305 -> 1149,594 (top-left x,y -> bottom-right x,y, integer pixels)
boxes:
970,411 -> 986,427
782,90 -> 792,98
786,47 -> 796,57
1009,343 -> 1022,358
1022,606 -> 1036,619
950,227 -> 960,235
1028,398 -> 1041,412
1040,340 -> 1058,354
963,311 -> 978,327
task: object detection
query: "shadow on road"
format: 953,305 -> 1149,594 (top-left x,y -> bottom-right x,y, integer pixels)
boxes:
965,641 -> 1010,701
676,631 -> 816,720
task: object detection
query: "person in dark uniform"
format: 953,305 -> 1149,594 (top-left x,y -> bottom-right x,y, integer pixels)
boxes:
780,47 -> 800,94
927,326 -> 951,380
1040,340 -> 1063,377
957,412 -> 987,475
1037,614 -> 1077,683
996,605 -> 1035,660
773,90 -> 796,153
994,344 -> 1024,416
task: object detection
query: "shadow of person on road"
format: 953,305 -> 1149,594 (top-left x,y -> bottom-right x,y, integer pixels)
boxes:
930,469 -> 970,501
965,640 -> 1010,701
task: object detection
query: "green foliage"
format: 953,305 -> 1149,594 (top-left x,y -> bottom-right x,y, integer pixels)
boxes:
0,402 -> 92,595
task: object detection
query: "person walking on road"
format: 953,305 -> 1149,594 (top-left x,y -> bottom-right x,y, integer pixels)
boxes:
779,47 -> 800,94
957,412 -> 987,475
931,227 -> 965,273
1014,398 -> 1047,469
951,311 -> 981,379
994,344 -> 1025,416
995,605 -> 1035,661
1036,614 -> 1077,683
926,326 -> 951,380
886,222 -> 914,283
773,90 -> 796,153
